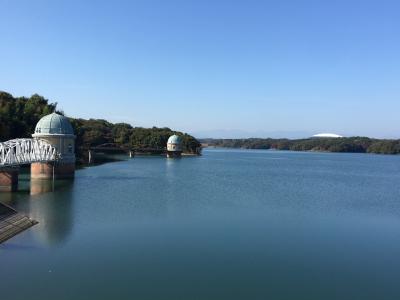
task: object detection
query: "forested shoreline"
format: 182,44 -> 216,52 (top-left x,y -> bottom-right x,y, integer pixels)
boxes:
2,91 -> 399,156
201,136 -> 400,155
0,91 -> 202,159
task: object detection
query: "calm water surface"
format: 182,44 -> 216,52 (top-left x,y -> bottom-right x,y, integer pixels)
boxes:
1,149 -> 400,300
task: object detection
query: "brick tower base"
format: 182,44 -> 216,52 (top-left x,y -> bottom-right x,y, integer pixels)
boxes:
0,168 -> 19,192
31,162 -> 75,179
167,151 -> 182,158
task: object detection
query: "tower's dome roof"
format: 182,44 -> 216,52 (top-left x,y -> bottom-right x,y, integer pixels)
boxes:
167,134 -> 182,144
34,112 -> 74,135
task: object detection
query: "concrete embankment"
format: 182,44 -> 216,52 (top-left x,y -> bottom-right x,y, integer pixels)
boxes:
0,203 -> 38,244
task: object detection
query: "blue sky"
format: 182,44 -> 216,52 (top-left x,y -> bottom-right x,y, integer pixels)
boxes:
1,0 -> 399,138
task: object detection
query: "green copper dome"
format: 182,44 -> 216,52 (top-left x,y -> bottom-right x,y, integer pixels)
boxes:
33,112 -> 74,135
167,134 -> 182,144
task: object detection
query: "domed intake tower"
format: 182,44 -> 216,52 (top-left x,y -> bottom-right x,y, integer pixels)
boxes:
31,113 -> 76,178
167,135 -> 183,158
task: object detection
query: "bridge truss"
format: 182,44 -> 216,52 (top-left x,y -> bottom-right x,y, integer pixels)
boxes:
0,139 -> 58,168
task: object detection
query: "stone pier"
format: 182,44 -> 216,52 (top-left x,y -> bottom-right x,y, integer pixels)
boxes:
31,162 -> 75,179
0,168 -> 19,192
167,151 -> 182,158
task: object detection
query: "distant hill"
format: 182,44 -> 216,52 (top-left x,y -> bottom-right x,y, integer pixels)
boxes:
200,137 -> 400,155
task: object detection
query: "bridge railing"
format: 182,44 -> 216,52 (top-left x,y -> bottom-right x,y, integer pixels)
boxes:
0,139 -> 59,167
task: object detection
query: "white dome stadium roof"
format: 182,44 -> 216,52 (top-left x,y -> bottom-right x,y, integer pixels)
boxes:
312,133 -> 343,138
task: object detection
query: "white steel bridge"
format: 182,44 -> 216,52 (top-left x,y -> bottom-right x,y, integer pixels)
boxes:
0,139 -> 59,168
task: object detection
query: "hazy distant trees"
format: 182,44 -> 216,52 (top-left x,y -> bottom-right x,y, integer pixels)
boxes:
202,137 -> 400,155
366,140 -> 400,154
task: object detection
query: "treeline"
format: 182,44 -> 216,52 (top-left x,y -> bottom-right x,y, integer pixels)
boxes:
0,91 -> 201,155
0,91 -> 57,140
201,137 -> 400,155
70,118 -> 201,154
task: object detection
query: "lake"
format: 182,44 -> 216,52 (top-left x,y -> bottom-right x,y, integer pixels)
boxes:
1,148 -> 400,300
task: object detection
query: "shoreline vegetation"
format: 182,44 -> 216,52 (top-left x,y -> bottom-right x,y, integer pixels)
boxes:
200,137 -> 400,155
0,91 -> 202,164
2,91 -> 399,157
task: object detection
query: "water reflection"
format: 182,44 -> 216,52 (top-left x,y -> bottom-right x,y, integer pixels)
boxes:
26,179 -> 74,246
30,178 -> 54,195
165,157 -> 181,180
0,192 -> 18,206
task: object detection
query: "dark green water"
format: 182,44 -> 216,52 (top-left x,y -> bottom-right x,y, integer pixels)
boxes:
1,149 -> 400,300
